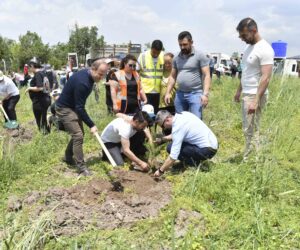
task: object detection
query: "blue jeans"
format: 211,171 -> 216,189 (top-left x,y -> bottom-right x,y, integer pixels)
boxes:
174,90 -> 203,119
167,142 -> 217,166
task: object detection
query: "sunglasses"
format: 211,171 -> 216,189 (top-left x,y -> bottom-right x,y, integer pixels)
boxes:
128,64 -> 136,69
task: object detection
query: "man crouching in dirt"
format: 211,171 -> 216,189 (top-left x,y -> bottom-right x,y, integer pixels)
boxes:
101,111 -> 152,172
154,110 -> 218,177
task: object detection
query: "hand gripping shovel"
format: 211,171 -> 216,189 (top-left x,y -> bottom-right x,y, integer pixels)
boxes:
0,104 -> 19,129
94,132 -> 117,167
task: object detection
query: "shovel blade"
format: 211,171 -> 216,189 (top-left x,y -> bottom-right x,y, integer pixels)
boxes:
4,120 -> 19,130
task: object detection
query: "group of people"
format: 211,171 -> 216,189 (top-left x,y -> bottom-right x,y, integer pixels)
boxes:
0,17 -> 274,177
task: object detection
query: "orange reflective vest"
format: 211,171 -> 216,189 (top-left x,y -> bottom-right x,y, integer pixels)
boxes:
114,70 -> 141,113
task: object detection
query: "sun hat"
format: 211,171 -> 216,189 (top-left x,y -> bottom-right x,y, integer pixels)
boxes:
142,104 -> 155,120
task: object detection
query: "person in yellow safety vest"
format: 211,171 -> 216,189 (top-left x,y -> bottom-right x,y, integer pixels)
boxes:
137,40 -> 164,114
110,54 -> 147,114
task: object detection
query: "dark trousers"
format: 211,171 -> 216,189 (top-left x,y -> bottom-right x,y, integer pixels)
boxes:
130,130 -> 147,156
167,142 -> 217,166
103,142 -> 124,166
103,131 -> 147,166
2,95 -> 20,121
209,67 -> 214,78
32,96 -> 51,133
146,93 -> 160,114
56,107 -> 85,167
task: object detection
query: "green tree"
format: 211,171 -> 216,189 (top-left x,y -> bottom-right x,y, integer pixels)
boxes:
0,36 -> 13,72
68,24 -> 105,63
49,42 -> 69,70
0,36 -> 12,60
18,31 -> 49,67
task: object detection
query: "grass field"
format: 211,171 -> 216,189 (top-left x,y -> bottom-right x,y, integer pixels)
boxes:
0,75 -> 300,249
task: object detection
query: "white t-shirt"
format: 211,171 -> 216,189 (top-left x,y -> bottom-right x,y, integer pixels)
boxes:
0,75 -> 20,99
101,117 -> 136,143
241,39 -> 274,94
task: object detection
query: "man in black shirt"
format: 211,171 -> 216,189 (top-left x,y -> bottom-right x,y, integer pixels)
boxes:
56,59 -> 107,176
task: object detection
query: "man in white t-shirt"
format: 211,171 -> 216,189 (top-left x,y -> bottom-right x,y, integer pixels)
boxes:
101,111 -> 152,171
0,71 -> 20,121
234,18 -> 274,158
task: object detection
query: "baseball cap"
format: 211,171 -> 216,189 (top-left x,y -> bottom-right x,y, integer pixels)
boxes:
142,104 -> 155,120
155,110 -> 171,127
0,71 -> 4,81
28,57 -> 41,68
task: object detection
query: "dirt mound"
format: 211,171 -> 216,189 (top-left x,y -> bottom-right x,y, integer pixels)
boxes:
10,170 -> 172,236
0,126 -> 33,158
174,209 -> 205,238
4,126 -> 33,141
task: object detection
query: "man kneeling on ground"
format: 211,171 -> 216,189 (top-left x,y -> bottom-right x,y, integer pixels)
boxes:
154,110 -> 218,177
101,111 -> 152,171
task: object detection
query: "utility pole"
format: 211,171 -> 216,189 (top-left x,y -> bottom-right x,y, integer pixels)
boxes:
2,59 -> 6,73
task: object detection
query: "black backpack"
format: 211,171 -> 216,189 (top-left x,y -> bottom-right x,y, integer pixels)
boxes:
45,70 -> 54,90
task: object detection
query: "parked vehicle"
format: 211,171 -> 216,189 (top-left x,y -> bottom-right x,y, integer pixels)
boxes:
273,59 -> 298,77
210,52 -> 232,75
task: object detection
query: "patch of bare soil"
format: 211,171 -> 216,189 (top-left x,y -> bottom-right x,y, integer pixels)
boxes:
174,209 -> 205,238
8,170 -> 172,236
0,126 -> 33,158
2,125 -> 33,141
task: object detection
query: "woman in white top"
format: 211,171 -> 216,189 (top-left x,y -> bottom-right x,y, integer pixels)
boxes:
0,71 -> 20,121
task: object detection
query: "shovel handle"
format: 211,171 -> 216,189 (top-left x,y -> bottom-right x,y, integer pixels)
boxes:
0,104 -> 10,121
94,133 -> 117,167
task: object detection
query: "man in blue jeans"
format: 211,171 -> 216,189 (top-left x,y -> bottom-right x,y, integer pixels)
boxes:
164,31 -> 211,119
154,110 -> 218,177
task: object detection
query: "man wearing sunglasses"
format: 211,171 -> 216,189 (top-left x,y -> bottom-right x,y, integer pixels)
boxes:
137,40 -> 164,114
234,18 -> 274,159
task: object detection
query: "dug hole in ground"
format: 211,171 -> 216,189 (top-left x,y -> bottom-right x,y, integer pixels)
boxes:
6,169 -> 172,236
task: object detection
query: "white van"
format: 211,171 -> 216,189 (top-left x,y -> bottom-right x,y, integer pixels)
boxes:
210,53 -> 232,75
273,59 -> 298,77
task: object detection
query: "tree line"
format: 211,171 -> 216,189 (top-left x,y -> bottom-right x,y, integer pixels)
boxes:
0,24 -> 105,72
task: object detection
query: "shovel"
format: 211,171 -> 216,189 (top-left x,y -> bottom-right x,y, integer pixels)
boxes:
94,133 -> 125,192
94,132 -> 117,167
0,104 -> 19,130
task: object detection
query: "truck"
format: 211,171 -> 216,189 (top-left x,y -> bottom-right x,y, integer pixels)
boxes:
210,52 -> 232,75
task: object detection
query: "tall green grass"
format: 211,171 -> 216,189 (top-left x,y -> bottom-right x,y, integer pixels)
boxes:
1,76 -> 300,249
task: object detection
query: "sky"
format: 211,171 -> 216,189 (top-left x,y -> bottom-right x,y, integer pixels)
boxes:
0,0 -> 299,56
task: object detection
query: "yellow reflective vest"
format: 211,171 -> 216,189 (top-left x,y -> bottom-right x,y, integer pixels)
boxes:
139,50 -> 164,93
